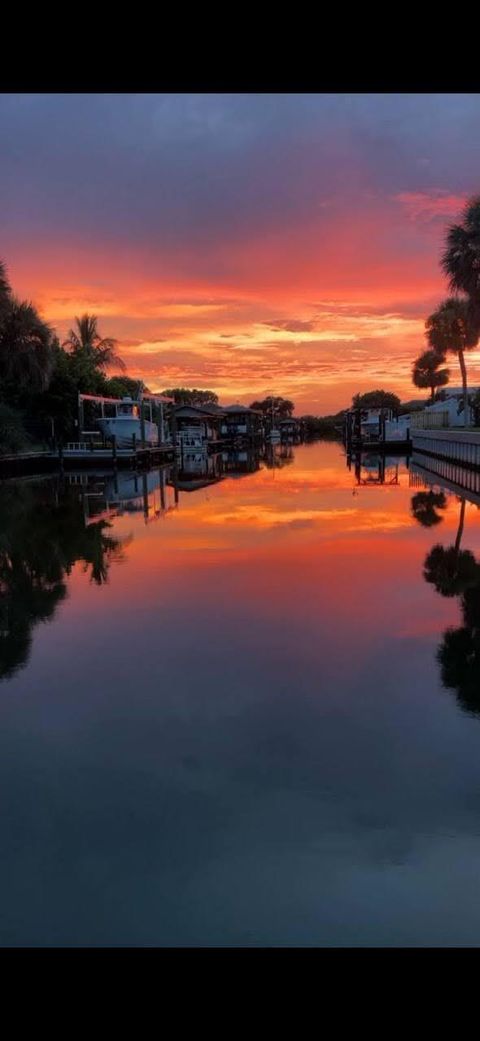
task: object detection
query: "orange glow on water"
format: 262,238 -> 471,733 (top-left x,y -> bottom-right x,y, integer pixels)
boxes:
61,443 -> 479,657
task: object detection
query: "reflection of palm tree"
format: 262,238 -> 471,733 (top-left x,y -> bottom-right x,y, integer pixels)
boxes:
423,500 -> 479,598
419,489 -> 480,714
438,583 -> 480,715
411,490 -> 447,528
0,481 -> 128,681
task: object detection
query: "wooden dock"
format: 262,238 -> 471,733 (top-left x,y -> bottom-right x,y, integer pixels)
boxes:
0,443 -> 175,479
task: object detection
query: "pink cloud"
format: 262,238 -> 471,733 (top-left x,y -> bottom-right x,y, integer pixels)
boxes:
394,190 -> 466,223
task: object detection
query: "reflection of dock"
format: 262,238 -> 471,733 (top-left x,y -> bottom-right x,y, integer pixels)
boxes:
70,466 -> 177,525
347,452 -> 404,486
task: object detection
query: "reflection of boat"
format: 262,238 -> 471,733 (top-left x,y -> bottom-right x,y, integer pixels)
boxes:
103,470 -> 164,506
75,468 -> 173,524
97,397 -> 159,448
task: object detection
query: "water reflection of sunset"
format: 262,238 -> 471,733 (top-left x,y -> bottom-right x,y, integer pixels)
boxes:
5,441 -> 480,945
64,443 -> 480,651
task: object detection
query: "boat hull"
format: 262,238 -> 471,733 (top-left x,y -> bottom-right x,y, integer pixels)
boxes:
97,417 -> 159,448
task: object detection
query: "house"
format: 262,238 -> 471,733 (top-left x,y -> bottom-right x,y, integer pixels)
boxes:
173,405 -> 222,450
427,386 -> 478,426
219,404 -> 263,440
278,417 -> 301,441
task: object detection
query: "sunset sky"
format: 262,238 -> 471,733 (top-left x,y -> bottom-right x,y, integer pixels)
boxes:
3,93 -> 480,414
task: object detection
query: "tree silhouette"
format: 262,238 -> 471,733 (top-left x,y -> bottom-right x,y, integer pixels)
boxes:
63,314 -> 125,373
412,349 -> 449,400
426,298 -> 479,428
442,195 -> 480,320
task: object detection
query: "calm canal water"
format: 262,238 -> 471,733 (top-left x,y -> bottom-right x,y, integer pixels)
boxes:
2,439 -> 480,946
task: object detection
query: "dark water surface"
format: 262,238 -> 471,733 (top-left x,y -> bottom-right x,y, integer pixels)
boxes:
2,440 -> 480,946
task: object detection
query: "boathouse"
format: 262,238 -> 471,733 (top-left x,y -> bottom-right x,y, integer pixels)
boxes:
278,417 -> 300,441
173,405 -> 222,450
219,405 -> 263,439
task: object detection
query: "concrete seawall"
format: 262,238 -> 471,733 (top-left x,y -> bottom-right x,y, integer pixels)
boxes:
412,429 -> 480,469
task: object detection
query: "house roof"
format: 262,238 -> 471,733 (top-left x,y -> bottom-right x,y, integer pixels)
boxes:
222,404 -> 262,415
174,404 -> 221,418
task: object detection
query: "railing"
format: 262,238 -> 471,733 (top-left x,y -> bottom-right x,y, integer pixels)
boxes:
410,410 -> 450,429
412,429 -> 480,469
220,424 -> 248,435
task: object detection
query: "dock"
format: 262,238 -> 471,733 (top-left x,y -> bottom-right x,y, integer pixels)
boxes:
0,442 -> 176,479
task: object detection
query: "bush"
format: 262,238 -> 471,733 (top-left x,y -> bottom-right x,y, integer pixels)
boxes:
0,404 -> 29,455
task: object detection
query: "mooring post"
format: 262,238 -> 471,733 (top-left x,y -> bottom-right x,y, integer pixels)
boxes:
170,404 -> 178,452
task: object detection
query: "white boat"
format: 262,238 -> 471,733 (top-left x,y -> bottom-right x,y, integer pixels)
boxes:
97,397 -> 159,448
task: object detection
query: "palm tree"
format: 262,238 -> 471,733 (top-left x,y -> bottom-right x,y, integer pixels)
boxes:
442,195 -> 480,312
63,314 -> 125,372
0,298 -> 54,392
426,298 -> 479,428
412,349 -> 449,401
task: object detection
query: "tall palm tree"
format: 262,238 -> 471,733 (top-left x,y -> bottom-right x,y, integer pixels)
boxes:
63,314 -> 125,372
442,195 -> 480,310
426,298 -> 479,428
0,298 -> 54,392
412,349 -> 449,401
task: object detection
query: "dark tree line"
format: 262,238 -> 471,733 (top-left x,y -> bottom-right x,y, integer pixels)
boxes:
0,257 -> 145,451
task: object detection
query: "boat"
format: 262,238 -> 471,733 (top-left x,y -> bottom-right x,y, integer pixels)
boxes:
96,397 -> 159,448
345,406 -> 411,445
